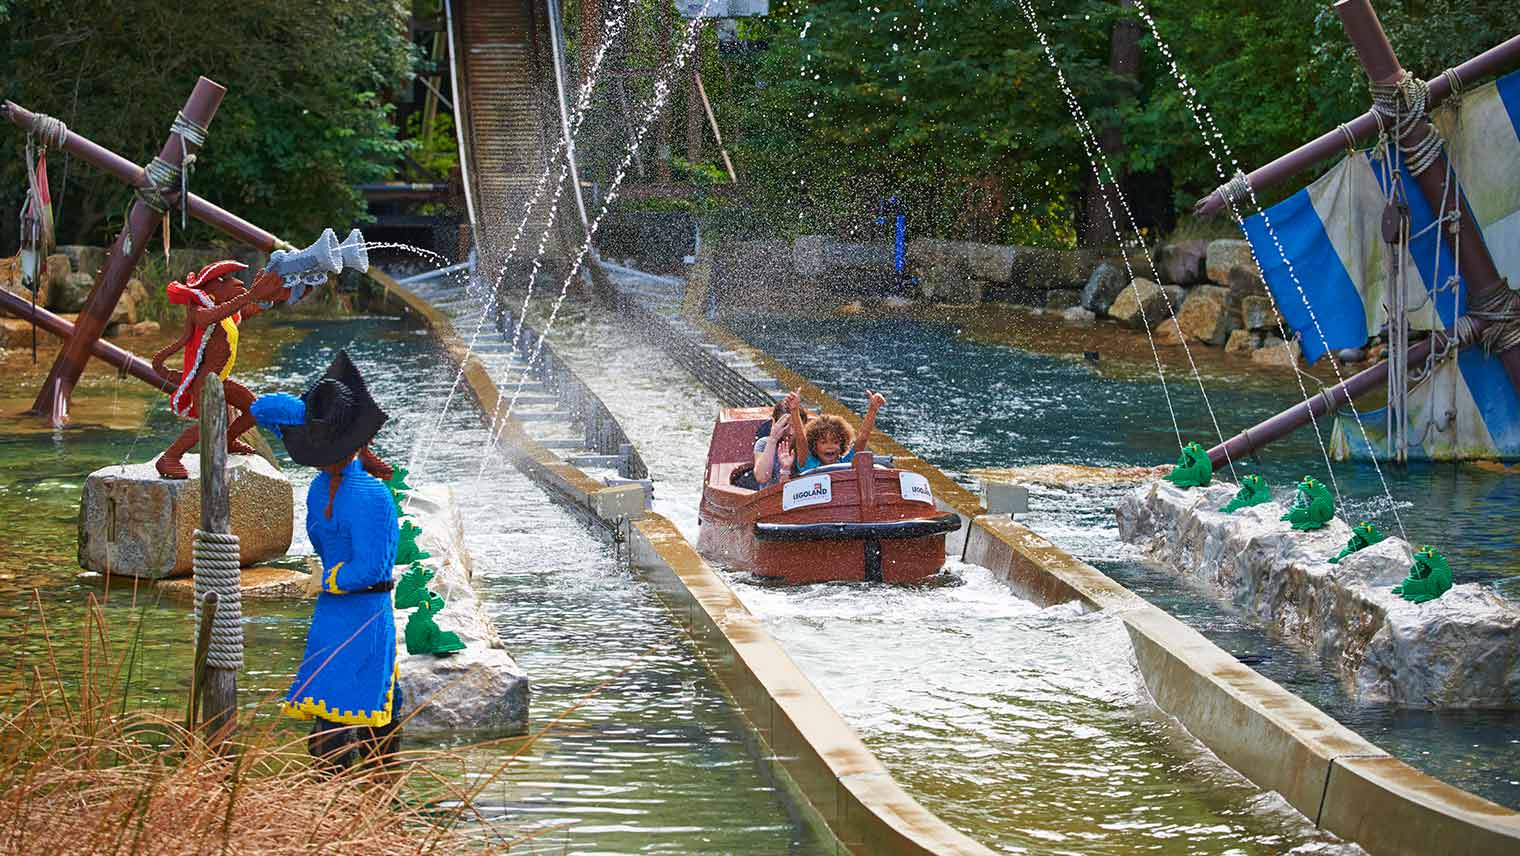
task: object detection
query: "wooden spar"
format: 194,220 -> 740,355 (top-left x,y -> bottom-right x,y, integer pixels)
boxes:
1,81 -> 287,425
0,288 -> 172,391
1193,32 -> 1520,217
1202,1 -> 1520,464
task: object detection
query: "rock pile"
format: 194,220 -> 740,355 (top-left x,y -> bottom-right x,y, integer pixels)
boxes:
1116,479 -> 1520,707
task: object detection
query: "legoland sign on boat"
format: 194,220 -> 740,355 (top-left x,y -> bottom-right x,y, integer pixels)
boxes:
782,475 -> 833,511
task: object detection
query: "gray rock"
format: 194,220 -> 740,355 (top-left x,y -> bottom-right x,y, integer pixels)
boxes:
49,272 -> 94,313
1079,262 -> 1128,315
793,235 -> 891,280
1061,306 -> 1096,326
393,485 -> 529,736
1240,294 -> 1281,331
79,454 -> 294,579
1116,480 -> 1520,707
1227,263 -> 1268,310
1205,239 -> 1254,286
1155,240 -> 1209,285
713,239 -> 792,308
1009,247 -> 1094,290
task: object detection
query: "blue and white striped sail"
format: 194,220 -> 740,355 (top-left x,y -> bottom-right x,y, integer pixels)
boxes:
1241,69 -> 1520,461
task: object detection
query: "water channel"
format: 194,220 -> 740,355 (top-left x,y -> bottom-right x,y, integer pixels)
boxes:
541,306 -> 1360,854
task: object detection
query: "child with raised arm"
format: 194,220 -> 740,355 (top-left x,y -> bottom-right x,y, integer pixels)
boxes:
787,388 -> 886,474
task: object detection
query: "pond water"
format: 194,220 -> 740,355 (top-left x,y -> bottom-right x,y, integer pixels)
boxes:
0,312 -> 829,855
723,309 -> 1520,810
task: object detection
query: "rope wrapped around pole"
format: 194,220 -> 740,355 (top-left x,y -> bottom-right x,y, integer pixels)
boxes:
192,529 -> 243,670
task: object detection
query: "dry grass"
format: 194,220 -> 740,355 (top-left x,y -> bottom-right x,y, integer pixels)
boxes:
0,595 -> 586,856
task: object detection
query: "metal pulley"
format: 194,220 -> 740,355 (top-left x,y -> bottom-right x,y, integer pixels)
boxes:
1381,181 -> 1409,245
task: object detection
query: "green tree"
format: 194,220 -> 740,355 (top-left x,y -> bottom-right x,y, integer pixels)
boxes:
1,0 -> 417,249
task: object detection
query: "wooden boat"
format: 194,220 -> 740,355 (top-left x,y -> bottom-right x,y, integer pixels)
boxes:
697,407 -> 961,584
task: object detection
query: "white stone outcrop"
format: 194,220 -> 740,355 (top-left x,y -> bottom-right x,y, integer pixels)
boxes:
1116,480 -> 1520,708
394,485 -> 530,736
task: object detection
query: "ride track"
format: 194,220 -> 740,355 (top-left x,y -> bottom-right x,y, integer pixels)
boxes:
409,3 -> 1520,853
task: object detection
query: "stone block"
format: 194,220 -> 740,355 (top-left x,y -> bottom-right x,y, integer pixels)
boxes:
156,565 -> 310,600
1079,261 -> 1128,315
793,235 -> 891,279
1155,240 -> 1209,285
124,279 -> 150,324
57,245 -> 106,279
1107,277 -> 1169,329
1252,337 -> 1301,368
1225,328 -> 1262,355
1206,239 -> 1254,285
1009,247 -> 1093,290
1241,294 -> 1281,331
78,454 -> 294,579
1177,285 -> 1237,346
713,239 -> 792,308
49,272 -> 94,313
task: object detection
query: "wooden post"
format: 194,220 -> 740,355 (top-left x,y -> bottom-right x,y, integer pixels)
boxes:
695,72 -> 737,184
687,51 -> 705,163
197,375 -> 238,742
24,78 -> 227,425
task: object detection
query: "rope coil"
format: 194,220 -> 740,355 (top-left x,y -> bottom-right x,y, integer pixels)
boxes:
193,529 -> 244,670
28,112 -> 69,147
1469,283 -> 1520,356
1370,71 -> 1446,177
137,157 -> 180,214
1218,169 -> 1252,212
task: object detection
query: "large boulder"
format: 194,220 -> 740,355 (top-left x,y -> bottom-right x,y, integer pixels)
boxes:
1225,328 -> 1262,355
712,239 -> 792,309
907,240 -> 980,304
1009,247 -> 1094,290
1205,239 -> 1254,285
393,485 -> 529,736
1155,240 -> 1209,285
78,454 -> 294,579
1079,261 -> 1128,315
1116,480 -> 1520,707
1107,277 -> 1170,329
793,235 -> 894,302
1176,285 -> 1237,346
49,271 -> 94,313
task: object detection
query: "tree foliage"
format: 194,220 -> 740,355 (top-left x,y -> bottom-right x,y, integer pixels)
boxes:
714,0 -> 1517,247
0,0 -> 417,248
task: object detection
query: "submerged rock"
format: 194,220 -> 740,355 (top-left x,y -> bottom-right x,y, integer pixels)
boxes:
1116,479 -> 1520,707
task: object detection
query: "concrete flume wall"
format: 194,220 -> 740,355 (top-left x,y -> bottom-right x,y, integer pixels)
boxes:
380,271 -> 993,855
703,316 -> 1520,855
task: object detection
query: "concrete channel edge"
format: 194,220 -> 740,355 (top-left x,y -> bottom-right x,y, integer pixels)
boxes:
703,316 -> 1520,856
376,271 -> 995,855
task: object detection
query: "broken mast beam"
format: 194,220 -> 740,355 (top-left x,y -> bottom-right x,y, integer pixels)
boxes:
1193,32 -> 1520,218
0,287 -> 172,393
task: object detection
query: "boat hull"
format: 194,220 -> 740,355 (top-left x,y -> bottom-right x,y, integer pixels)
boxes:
697,408 -> 958,584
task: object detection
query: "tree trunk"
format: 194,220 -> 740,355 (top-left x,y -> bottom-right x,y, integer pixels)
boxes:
1081,0 -> 1141,248
578,0 -> 602,82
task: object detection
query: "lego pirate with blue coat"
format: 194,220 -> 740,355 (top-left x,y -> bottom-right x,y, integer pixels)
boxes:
250,350 -> 403,770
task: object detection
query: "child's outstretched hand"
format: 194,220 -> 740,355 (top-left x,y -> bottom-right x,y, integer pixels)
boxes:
866,389 -> 886,410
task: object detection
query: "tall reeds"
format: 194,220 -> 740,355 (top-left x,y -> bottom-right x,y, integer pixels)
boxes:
0,593 -> 586,855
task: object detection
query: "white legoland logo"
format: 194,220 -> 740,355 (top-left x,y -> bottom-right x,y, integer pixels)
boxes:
899,471 -> 934,504
782,475 -> 833,511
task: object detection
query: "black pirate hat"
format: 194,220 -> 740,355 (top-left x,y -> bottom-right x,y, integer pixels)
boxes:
282,351 -> 388,467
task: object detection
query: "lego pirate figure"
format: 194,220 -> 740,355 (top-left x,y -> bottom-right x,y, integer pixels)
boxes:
150,260 -> 290,479
249,351 -> 403,771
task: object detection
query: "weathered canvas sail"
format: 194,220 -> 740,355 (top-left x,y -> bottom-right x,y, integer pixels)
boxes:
1241,69 -> 1520,461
